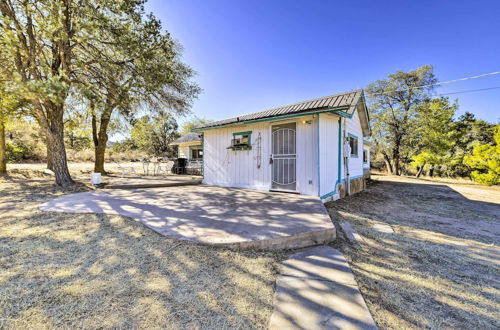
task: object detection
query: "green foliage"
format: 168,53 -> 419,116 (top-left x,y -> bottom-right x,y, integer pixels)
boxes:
131,115 -> 179,158
180,117 -> 213,135
6,141 -> 32,162
5,118 -> 45,162
111,138 -> 137,153
410,151 -> 440,168
367,65 -> 437,174
463,125 -> 500,185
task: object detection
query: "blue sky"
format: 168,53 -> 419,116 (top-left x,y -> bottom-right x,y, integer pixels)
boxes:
145,0 -> 500,124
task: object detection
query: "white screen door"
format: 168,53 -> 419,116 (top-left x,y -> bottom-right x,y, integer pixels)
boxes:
271,123 -> 297,191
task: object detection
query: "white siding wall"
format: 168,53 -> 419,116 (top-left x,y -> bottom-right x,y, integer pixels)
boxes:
318,113 -> 341,198
296,117 -> 318,196
346,109 -> 364,179
203,116 -> 318,195
202,110 -> 366,198
177,142 -> 201,159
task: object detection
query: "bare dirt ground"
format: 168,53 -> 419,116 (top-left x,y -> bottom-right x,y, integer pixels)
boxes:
0,168 -> 284,329
326,174 -> 500,329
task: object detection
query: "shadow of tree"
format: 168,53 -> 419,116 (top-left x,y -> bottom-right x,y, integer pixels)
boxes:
325,177 -> 500,329
0,178 -> 288,329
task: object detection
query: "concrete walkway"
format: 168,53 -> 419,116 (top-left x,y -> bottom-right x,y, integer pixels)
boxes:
40,185 -> 335,250
269,246 -> 377,330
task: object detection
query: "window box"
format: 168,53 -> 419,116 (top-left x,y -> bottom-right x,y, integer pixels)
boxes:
229,131 -> 252,151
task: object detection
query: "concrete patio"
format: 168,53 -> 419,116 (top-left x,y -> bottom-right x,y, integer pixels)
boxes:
40,185 -> 335,250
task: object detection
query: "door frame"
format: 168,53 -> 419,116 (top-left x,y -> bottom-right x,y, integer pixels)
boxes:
268,120 -> 298,193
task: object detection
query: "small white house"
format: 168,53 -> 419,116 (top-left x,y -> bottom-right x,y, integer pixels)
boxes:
171,132 -> 203,161
193,90 -> 371,201
171,132 -> 203,175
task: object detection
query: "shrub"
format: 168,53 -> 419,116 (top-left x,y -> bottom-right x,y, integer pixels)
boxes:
463,125 -> 500,186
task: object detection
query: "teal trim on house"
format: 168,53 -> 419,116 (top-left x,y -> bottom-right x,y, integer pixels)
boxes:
232,131 -> 252,136
335,118 -> 342,193
348,133 -> 359,158
332,110 -> 352,119
363,149 -> 368,164
320,175 -> 364,200
191,107 -> 350,132
231,131 -> 252,151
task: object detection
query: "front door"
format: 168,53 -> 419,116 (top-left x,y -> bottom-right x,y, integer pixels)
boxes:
271,122 -> 297,191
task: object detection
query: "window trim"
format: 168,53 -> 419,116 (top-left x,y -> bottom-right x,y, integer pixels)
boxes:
189,145 -> 203,161
363,149 -> 368,164
348,133 -> 359,158
231,131 -> 252,151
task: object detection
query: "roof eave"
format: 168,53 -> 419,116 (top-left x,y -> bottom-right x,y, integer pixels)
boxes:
192,106 -> 351,132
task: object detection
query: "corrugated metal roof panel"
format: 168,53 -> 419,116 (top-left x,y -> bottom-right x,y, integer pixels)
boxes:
195,89 -> 363,130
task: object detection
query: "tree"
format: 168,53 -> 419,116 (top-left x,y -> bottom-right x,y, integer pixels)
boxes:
131,114 -> 179,158
448,112 -> 496,177
0,0 -> 93,185
180,117 -> 212,135
0,81 -> 28,174
78,6 -> 199,173
463,125 -> 500,185
410,98 -> 457,177
366,65 -> 437,175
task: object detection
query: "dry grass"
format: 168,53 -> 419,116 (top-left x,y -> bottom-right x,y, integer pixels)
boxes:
0,171 -> 285,329
326,174 -> 500,329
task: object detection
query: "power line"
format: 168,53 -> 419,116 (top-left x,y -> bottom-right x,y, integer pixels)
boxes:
366,70 -> 500,96
436,86 -> 500,96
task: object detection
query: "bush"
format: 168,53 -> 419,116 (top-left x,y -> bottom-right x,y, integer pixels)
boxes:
463,125 -> 500,186
6,141 -> 34,162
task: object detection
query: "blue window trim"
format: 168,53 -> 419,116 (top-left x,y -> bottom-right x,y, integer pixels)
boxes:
347,133 -> 359,158
363,149 -> 368,164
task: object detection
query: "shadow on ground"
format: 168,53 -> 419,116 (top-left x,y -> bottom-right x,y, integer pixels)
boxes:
0,176 -> 286,329
325,175 -> 500,329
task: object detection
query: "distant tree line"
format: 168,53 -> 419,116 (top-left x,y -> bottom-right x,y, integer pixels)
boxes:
367,65 -> 499,185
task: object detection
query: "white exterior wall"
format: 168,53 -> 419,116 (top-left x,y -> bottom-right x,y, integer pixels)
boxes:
346,109 -> 364,179
178,142 -> 201,159
203,116 -> 318,195
202,109 -> 367,200
318,113 -> 342,199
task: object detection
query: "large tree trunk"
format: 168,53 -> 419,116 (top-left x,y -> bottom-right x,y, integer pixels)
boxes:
92,103 -> 113,174
46,139 -> 54,170
0,113 -> 6,175
34,102 -> 74,187
46,120 -> 73,187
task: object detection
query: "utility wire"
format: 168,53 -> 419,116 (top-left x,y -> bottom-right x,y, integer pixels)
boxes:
436,86 -> 500,96
366,70 -> 500,96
